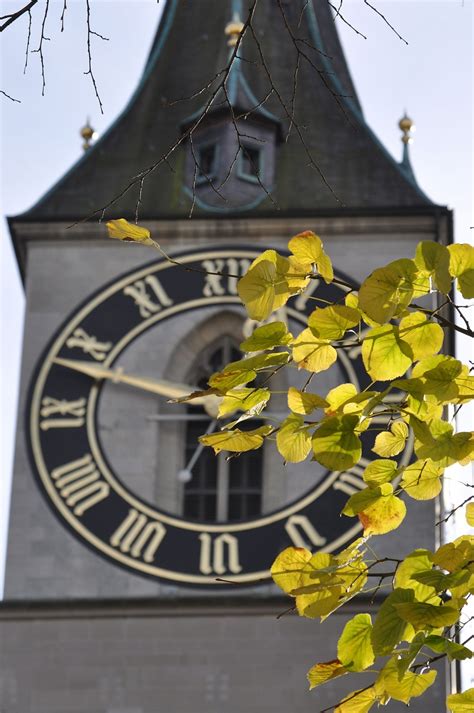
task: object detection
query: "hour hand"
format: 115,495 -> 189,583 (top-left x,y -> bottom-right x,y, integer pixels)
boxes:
53,357 -> 222,416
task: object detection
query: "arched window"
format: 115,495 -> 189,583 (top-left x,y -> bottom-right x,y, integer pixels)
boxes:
182,336 -> 263,523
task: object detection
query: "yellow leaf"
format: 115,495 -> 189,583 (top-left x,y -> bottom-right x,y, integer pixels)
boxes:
373,421 -> 409,457
240,321 -> 292,351
337,614 -> 374,672
448,243 -> 474,298
288,231 -> 323,264
447,687 -> 474,712
335,687 -> 378,713
106,218 -> 155,246
377,657 -> 437,704
270,546 -> 312,594
325,383 -> 358,413
308,305 -> 360,341
358,258 -> 419,324
292,328 -> 337,373
199,425 -> 272,453
312,415 -> 361,470
218,387 -> 270,417
415,241 -> 451,294
287,387 -> 328,414
466,503 -> 474,527
307,659 -> 347,690
400,459 -> 443,500
276,414 -> 312,463
399,312 -> 444,361
237,250 -> 306,321
433,536 -> 474,573
358,488 -> 406,536
362,324 -> 413,381
288,231 -> 334,283
362,459 -> 398,486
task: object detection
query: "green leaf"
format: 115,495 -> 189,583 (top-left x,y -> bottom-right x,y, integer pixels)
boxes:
362,324 -> 413,381
415,241 -> 451,294
199,425 -> 272,454
307,659 -> 347,690
377,657 -> 437,704
292,328 -> 337,373
371,588 -> 416,656
208,367 -> 256,391
106,218 -> 155,246
399,311 -> 444,361
447,687 -> 474,712
400,459 -> 443,500
287,387 -> 328,414
412,569 -> 470,593
448,243 -> 474,298
308,305 -> 360,341
276,414 -> 312,463
394,549 -> 436,601
240,321 -> 292,351
424,635 -> 473,661
358,258 -> 419,324
218,387 -> 270,417
312,415 -> 361,470
337,614 -> 374,672
373,421 -> 409,457
362,459 -> 398,486
395,601 -> 460,629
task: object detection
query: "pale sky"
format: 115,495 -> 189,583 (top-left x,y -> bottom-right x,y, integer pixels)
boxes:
1,0 -> 473,596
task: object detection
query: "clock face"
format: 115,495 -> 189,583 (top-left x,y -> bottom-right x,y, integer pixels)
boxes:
28,245 -> 374,587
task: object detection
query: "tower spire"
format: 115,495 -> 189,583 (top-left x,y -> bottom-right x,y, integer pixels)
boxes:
398,112 -> 417,184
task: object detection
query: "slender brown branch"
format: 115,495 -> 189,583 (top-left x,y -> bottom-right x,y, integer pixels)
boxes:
0,0 -> 37,32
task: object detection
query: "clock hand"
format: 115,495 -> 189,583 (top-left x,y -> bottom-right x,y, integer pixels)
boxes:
53,357 -> 222,417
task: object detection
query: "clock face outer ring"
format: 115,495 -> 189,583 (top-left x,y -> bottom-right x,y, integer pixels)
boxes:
27,245 -> 386,587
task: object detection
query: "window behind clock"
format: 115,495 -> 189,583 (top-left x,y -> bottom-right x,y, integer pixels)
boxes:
182,337 -> 263,523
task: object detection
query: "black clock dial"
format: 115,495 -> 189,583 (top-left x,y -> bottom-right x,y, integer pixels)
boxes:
28,246 -> 382,587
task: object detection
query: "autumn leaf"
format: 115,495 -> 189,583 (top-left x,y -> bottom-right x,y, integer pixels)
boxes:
307,659 -> 348,690
199,425 -> 272,453
337,614 -> 374,672
106,218 -> 155,246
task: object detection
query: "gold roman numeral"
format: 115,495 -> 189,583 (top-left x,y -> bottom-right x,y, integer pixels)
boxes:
285,514 -> 326,548
123,275 -> 173,319
40,396 -> 86,430
198,532 -> 242,575
66,328 -> 112,361
201,258 -> 251,297
110,508 -> 166,563
51,453 -> 109,516
332,458 -> 370,496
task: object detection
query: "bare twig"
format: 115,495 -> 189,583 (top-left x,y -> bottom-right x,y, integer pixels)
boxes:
31,0 -> 50,96
0,0 -> 37,32
60,0 -> 67,32
23,8 -> 32,73
363,0 -> 408,44
0,89 -> 21,103
84,0 -> 108,114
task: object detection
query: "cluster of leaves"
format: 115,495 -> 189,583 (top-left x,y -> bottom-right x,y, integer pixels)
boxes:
107,219 -> 474,711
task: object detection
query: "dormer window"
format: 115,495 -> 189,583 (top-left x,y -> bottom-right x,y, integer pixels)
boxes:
238,144 -> 262,183
197,142 -> 217,184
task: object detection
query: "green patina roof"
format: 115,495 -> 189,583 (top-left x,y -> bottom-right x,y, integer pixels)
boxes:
15,0 -> 434,222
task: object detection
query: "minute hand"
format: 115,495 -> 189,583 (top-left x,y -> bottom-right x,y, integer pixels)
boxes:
53,357 -> 221,415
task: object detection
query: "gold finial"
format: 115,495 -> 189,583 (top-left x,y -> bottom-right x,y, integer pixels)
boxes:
80,118 -> 95,151
399,112 -> 415,144
225,13 -> 244,47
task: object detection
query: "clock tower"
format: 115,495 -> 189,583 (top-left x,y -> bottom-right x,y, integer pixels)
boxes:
2,1 -> 452,711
